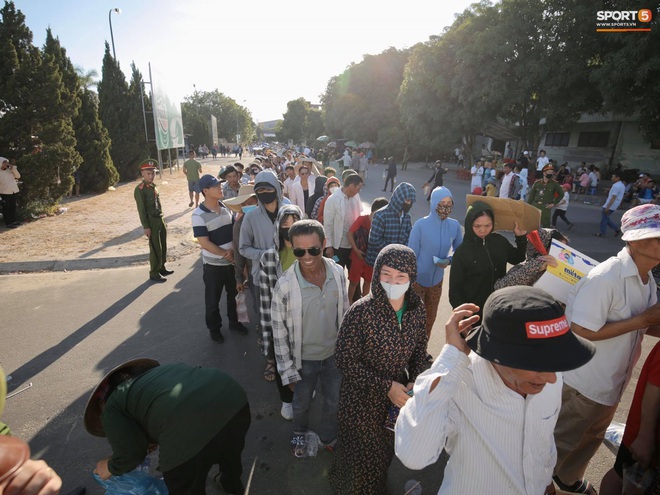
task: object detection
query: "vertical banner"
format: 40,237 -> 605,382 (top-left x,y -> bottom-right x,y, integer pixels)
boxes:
210,115 -> 218,146
150,65 -> 185,151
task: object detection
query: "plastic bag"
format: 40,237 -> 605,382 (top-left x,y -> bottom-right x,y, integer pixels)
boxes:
603,420 -> 625,455
236,291 -> 249,323
93,470 -> 168,495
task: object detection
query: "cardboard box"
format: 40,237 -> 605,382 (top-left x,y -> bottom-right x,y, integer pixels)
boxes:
466,195 -> 541,233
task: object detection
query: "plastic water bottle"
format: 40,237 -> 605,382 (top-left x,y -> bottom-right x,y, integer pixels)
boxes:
404,479 -> 422,495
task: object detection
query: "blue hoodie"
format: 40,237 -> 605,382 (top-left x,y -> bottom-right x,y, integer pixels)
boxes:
408,187 -> 463,287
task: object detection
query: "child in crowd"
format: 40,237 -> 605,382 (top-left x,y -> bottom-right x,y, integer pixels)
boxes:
347,197 -> 389,302
552,183 -> 574,229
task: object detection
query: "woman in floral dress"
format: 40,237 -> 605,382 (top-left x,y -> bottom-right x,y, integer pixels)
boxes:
329,244 -> 428,494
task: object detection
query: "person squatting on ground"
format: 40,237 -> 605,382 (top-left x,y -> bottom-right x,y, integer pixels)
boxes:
395,286 -> 595,495
133,160 -> 173,282
329,244 -> 428,494
408,186 -> 462,341
271,220 -> 349,457
191,174 -> 248,344
551,204 -> 660,495
86,359 -> 250,495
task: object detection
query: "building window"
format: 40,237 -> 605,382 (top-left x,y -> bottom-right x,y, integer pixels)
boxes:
577,131 -> 610,148
545,132 -> 570,147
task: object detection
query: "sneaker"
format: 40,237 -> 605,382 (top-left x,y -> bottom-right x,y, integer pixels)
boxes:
229,321 -> 248,335
318,437 -> 337,453
280,402 -> 293,421
290,434 -> 307,458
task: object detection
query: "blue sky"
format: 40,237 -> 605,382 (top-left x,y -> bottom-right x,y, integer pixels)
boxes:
14,0 -> 474,122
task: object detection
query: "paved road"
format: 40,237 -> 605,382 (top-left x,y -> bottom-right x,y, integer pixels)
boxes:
0,158 -> 650,494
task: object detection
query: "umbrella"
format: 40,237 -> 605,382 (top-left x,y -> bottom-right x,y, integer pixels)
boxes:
327,141 -> 337,148
358,141 -> 376,149
316,135 -> 330,142
344,140 -> 359,148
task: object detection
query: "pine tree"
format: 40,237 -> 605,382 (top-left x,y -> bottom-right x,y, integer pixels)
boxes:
74,88 -> 118,192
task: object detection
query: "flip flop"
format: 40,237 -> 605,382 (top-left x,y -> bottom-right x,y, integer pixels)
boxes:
263,360 -> 276,382
552,476 -> 598,494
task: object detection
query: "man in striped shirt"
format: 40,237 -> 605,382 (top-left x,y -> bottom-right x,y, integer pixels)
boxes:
192,175 -> 248,344
395,287 -> 594,495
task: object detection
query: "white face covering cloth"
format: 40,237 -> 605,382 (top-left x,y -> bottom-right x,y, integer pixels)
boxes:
381,281 -> 410,300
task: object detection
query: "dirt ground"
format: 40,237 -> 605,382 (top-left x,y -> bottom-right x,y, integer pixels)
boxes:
0,159 -> 231,266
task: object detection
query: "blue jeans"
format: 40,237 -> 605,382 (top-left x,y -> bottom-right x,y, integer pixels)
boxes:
292,355 -> 342,443
599,208 -> 619,235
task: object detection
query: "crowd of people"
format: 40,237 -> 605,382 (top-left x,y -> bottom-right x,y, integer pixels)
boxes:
2,145 -> 658,495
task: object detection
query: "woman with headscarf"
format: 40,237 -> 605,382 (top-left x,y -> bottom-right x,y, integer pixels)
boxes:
329,244 -> 428,494
258,204 -> 303,421
408,187 -> 463,341
448,200 -> 527,316
306,175 -> 327,218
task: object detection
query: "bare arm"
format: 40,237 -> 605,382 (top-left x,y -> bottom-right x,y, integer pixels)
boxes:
630,382 -> 660,468
197,236 -> 234,262
571,302 -> 660,341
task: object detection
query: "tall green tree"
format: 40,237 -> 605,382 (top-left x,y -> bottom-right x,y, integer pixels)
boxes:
98,43 -> 148,180
323,48 -> 408,148
277,98 -> 308,143
182,90 -> 254,145
127,62 -> 152,163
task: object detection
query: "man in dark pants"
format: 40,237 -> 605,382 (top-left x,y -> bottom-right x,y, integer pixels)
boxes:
192,174 -> 248,343
134,160 -> 173,282
87,359 -> 250,495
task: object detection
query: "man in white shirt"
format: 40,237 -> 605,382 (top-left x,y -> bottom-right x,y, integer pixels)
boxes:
536,150 -> 549,179
595,171 -> 625,237
470,160 -> 484,193
552,204 -> 660,494
282,165 -> 297,199
323,174 -> 364,268
499,162 -> 516,199
395,286 -> 594,495
0,157 -> 21,227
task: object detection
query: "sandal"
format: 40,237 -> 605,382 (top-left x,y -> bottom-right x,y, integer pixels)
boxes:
256,337 -> 263,348
552,476 -> 598,494
263,359 -> 276,382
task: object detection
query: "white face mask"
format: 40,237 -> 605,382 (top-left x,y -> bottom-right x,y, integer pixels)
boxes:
329,186 -> 338,194
380,281 -> 410,300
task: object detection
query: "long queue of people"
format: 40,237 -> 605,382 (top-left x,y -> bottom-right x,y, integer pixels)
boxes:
2,148 -> 657,495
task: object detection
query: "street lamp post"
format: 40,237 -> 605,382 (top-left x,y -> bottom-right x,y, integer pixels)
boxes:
108,8 -> 121,60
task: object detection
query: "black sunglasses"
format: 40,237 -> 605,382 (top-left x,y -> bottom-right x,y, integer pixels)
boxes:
293,247 -> 322,257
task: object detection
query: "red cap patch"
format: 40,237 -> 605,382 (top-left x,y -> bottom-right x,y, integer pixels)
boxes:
525,316 -> 570,339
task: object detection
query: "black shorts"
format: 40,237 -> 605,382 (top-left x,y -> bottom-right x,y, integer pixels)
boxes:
614,442 -> 635,478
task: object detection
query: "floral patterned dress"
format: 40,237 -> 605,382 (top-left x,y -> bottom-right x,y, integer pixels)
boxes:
329,244 -> 428,494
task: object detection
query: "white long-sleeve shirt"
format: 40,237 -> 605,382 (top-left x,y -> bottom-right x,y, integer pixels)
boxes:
395,345 -> 562,495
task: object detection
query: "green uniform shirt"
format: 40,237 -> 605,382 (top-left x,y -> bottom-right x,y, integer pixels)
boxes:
134,180 -> 162,229
183,159 -> 202,182
103,364 -> 248,474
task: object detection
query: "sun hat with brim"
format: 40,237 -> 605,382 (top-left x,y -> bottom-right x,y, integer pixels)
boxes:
466,286 -> 594,372
620,204 -> 660,242
219,164 -> 239,179
84,358 -> 160,437
223,185 -> 256,214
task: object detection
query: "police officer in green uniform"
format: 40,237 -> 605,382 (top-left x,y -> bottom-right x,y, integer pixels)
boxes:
134,160 -> 173,282
527,163 -> 564,228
